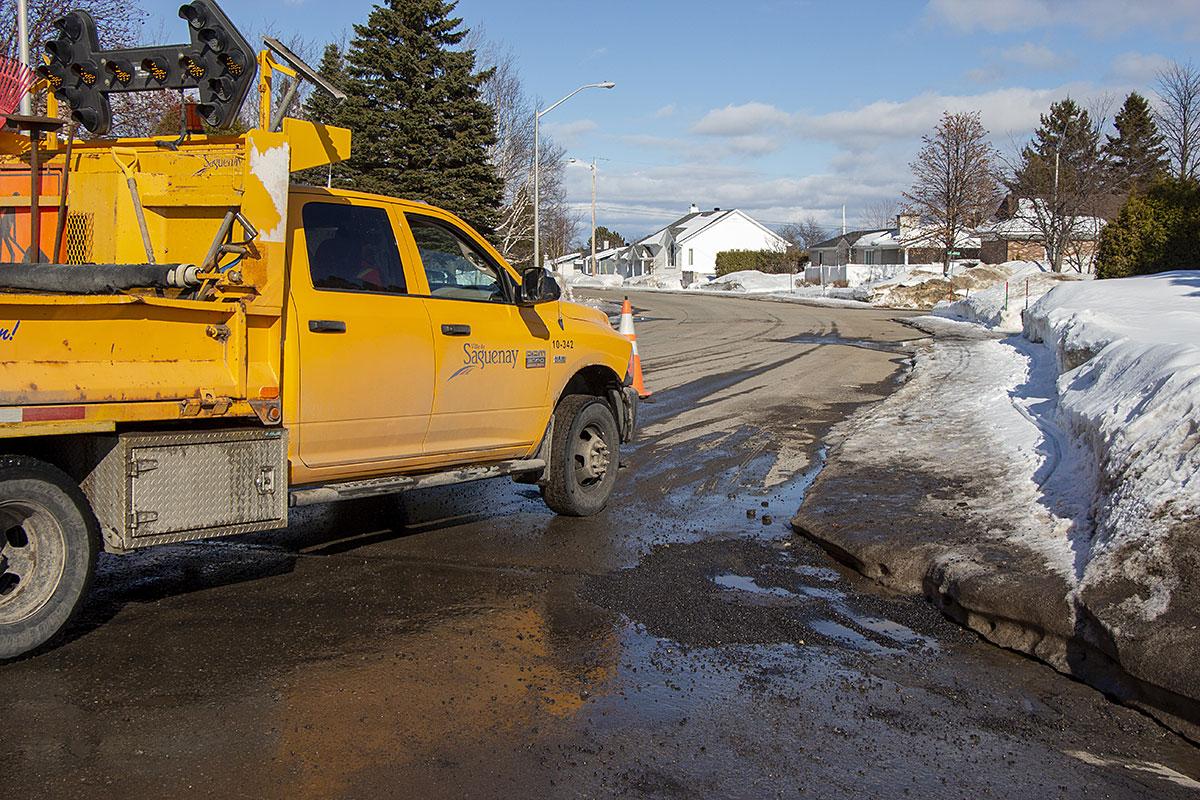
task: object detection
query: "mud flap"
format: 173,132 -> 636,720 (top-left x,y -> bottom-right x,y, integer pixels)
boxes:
514,417 -> 554,486
613,386 -> 638,444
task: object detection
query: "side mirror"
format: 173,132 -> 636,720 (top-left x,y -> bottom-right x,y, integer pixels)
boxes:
519,267 -> 561,304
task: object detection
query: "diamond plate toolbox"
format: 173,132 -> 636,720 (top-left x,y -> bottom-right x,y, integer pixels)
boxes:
83,428 -> 288,551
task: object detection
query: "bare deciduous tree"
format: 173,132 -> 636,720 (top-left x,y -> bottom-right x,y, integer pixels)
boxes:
778,216 -> 828,249
1155,60 -> 1200,181
471,34 -> 571,266
0,0 -> 143,62
904,111 -> 1000,274
860,198 -> 899,230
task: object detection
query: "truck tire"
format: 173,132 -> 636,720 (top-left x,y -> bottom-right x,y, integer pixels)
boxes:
0,456 -> 98,660
541,395 -> 620,517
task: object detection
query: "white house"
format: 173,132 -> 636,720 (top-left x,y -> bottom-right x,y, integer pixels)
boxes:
629,205 -> 788,285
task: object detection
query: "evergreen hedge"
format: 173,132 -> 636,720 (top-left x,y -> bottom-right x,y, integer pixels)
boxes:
714,249 -> 799,277
1096,179 -> 1200,279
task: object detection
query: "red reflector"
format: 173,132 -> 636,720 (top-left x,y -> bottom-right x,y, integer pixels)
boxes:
23,406 -> 86,422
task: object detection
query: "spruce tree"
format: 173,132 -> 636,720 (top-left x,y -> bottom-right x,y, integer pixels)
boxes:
1103,92 -> 1169,193
294,44 -> 349,187
302,44 -> 349,128
324,0 -> 502,234
1008,98 -> 1105,271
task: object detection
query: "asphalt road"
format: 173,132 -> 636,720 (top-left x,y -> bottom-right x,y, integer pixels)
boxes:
5,291 -> 1199,799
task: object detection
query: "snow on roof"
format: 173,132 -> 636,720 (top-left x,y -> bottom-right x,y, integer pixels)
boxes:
637,208 -> 784,248
979,199 -> 1105,241
810,229 -> 889,250
815,225 -> 980,251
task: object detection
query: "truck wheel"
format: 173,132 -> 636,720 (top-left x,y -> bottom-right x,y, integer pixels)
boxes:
0,457 -> 98,660
542,395 -> 620,517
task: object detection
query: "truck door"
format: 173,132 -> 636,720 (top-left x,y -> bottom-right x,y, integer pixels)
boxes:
289,198 -> 434,473
402,212 -> 553,457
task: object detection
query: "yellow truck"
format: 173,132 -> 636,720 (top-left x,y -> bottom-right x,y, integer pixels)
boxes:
0,7 -> 637,659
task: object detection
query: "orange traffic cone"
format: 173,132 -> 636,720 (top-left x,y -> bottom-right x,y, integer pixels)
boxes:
619,296 -> 652,398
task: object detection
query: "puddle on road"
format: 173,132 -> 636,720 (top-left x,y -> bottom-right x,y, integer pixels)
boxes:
714,573 -> 798,599
808,618 -> 902,655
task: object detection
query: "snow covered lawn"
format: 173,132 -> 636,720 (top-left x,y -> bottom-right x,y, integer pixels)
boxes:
795,269 -> 1200,739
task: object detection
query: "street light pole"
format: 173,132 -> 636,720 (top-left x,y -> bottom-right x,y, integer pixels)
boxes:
533,81 -> 614,271
18,0 -> 32,115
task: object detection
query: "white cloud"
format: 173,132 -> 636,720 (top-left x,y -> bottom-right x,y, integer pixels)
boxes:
1109,51 -> 1173,83
798,85 -> 1089,153
1001,42 -> 1070,70
654,104 -> 676,118
541,119 -> 598,146
926,0 -> 1200,37
688,88 -> 1069,158
692,102 -> 792,137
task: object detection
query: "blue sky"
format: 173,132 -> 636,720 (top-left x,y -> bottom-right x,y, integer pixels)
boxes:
136,0 -> 1200,238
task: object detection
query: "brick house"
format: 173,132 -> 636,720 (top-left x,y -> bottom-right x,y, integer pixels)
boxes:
977,197 -> 1105,270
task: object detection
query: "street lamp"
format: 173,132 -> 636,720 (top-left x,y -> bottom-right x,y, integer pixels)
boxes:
533,81 -> 614,270
17,0 -> 31,115
568,158 -> 598,275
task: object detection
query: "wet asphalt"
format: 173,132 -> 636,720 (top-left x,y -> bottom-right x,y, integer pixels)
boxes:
4,291 -> 1200,799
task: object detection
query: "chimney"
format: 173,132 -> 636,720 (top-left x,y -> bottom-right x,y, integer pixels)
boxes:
689,203 -> 699,214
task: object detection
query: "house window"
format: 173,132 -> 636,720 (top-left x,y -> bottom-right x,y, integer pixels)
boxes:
668,244 -> 676,268
688,248 -> 694,266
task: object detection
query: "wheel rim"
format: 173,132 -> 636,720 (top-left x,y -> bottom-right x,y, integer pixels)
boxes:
0,500 -> 68,625
573,423 -> 611,489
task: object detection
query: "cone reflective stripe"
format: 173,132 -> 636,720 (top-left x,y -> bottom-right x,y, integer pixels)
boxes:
619,296 -> 651,398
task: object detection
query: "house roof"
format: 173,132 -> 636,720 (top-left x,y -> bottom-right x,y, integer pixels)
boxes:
978,198 -> 1105,241
638,208 -> 785,248
812,225 -> 982,251
810,229 -> 889,250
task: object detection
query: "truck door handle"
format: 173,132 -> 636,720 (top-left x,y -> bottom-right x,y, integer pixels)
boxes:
441,324 -> 471,336
309,320 -> 346,333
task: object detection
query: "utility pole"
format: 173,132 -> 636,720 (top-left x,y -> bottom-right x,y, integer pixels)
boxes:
589,159 -> 597,275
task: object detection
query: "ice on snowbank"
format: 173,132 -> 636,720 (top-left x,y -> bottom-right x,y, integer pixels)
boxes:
1024,271 -> 1200,624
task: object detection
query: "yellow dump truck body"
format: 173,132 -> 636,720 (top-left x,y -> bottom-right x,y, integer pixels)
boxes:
0,120 -> 351,438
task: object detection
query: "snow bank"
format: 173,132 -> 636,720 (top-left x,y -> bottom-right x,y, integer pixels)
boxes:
931,262 -> 1082,332
695,270 -> 799,294
1024,271 -> 1200,626
565,273 -> 625,289
625,273 -> 682,290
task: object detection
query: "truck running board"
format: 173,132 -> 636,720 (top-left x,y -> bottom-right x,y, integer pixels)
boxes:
288,459 -> 547,508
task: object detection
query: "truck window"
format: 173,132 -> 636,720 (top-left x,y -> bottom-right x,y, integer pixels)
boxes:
407,215 -> 507,303
301,202 -> 407,294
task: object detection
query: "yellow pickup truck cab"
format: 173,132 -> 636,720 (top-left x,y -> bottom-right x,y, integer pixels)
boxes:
0,118 -> 636,659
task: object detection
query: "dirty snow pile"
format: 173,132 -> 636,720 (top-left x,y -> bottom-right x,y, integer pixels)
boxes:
693,270 -> 800,294
931,261 -> 1085,331
625,272 -> 683,290
1024,271 -> 1200,625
